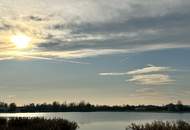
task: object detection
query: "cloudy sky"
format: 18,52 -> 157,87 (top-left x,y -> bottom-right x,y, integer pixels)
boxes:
0,0 -> 190,105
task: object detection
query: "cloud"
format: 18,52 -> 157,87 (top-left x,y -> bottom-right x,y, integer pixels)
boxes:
99,72 -> 128,76
0,0 -> 190,60
129,88 -> 160,98
127,74 -> 175,85
99,65 -> 175,85
22,55 -> 90,64
127,65 -> 175,85
135,88 -> 155,93
127,65 -> 174,75
99,65 -> 173,76
0,95 -> 16,103
0,57 -> 14,61
27,16 -> 44,21
128,88 -> 175,103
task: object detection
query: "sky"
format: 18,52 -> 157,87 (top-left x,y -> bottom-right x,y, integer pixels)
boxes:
0,0 -> 190,105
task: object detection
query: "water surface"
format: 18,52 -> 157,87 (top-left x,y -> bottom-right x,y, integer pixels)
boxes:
0,112 -> 190,130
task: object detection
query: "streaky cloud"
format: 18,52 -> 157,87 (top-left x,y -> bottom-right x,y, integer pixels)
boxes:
19,55 -> 90,65
127,65 -> 175,85
0,0 -> 190,60
99,72 -> 128,76
99,65 -> 176,86
0,57 -> 14,61
127,65 -> 174,75
127,74 -> 175,85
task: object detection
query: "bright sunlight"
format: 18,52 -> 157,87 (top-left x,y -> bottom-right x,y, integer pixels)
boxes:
11,34 -> 31,49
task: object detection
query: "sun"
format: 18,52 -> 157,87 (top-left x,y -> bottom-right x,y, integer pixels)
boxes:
11,34 -> 31,49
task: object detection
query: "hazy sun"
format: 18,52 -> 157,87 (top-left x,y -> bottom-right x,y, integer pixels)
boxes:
11,34 -> 31,49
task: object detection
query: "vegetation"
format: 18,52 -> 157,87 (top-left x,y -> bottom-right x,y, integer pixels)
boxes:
126,121 -> 190,130
0,101 -> 190,113
0,117 -> 78,130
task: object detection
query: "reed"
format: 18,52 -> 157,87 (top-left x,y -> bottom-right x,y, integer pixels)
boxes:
0,117 -> 78,130
126,120 -> 190,130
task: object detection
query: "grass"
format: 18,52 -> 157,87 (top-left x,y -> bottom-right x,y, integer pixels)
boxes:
126,120 -> 190,130
0,117 -> 78,130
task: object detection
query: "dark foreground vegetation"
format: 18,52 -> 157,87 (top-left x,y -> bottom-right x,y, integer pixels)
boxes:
127,121 -> 190,130
0,117 -> 78,130
0,100 -> 190,113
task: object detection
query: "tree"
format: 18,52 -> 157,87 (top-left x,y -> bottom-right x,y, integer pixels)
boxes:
176,100 -> 183,112
9,103 -> 16,112
52,101 -> 60,111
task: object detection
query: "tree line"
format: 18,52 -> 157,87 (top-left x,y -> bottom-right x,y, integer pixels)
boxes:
0,100 -> 189,113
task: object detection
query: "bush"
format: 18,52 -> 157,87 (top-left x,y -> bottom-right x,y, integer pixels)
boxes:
126,121 -> 190,130
0,117 -> 78,130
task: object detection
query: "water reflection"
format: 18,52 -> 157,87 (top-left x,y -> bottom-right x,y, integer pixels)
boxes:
0,112 -> 190,130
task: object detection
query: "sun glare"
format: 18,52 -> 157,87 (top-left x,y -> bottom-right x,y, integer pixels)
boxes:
11,34 -> 31,49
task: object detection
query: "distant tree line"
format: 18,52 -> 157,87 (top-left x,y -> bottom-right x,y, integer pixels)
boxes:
0,100 -> 190,113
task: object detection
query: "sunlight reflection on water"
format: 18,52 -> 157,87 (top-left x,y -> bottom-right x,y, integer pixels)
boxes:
0,112 -> 190,130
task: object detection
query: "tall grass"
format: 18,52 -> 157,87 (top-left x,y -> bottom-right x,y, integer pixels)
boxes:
0,117 -> 78,130
126,121 -> 190,130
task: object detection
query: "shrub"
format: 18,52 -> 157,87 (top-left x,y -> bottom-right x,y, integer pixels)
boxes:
126,121 -> 190,130
0,117 -> 78,130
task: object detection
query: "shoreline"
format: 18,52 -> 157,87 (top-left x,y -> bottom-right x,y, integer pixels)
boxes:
0,111 -> 190,114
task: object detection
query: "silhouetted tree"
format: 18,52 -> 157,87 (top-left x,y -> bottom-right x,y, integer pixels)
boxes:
0,101 -> 189,113
176,100 -> 183,112
9,103 -> 17,112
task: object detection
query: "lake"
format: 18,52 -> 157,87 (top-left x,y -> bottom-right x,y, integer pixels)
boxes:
0,112 -> 190,130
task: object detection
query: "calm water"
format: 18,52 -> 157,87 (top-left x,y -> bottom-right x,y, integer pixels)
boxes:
0,112 -> 190,130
